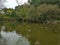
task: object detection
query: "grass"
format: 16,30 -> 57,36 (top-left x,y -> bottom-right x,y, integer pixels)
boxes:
0,22 -> 60,45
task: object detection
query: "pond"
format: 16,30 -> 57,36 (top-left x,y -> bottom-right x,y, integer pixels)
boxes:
0,26 -> 30,45
0,22 -> 60,45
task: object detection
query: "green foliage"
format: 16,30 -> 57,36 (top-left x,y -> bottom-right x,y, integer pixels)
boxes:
29,0 -> 41,7
0,2 -> 60,23
29,0 -> 59,7
36,4 -> 60,22
15,4 -> 36,22
3,8 -> 16,18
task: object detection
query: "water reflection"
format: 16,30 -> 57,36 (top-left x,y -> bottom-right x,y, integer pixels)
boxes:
0,26 -> 30,45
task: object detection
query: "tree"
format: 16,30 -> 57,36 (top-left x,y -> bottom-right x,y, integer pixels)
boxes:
3,8 -> 16,18
28,0 -> 59,7
28,0 -> 41,7
15,4 -> 34,22
36,4 -> 60,23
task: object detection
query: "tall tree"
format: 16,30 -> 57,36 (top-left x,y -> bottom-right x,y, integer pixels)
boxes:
28,0 -> 59,7
15,4 -> 31,19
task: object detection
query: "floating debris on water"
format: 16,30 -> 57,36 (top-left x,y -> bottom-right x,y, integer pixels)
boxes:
34,41 -> 40,45
28,29 -> 32,32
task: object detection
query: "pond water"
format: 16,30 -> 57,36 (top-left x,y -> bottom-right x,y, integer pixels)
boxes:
0,23 -> 60,45
0,26 -> 30,45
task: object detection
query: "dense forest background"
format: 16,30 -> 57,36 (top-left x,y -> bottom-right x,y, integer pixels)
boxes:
0,0 -> 60,24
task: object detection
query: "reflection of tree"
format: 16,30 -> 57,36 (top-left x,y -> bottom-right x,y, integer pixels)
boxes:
0,32 -> 1,38
16,36 -> 22,44
0,33 -> 7,45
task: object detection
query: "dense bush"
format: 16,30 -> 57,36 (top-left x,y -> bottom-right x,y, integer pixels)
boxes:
0,1 -> 60,23
36,4 -> 60,22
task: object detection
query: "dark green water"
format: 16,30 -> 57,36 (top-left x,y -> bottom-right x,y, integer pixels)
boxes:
0,22 -> 60,45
